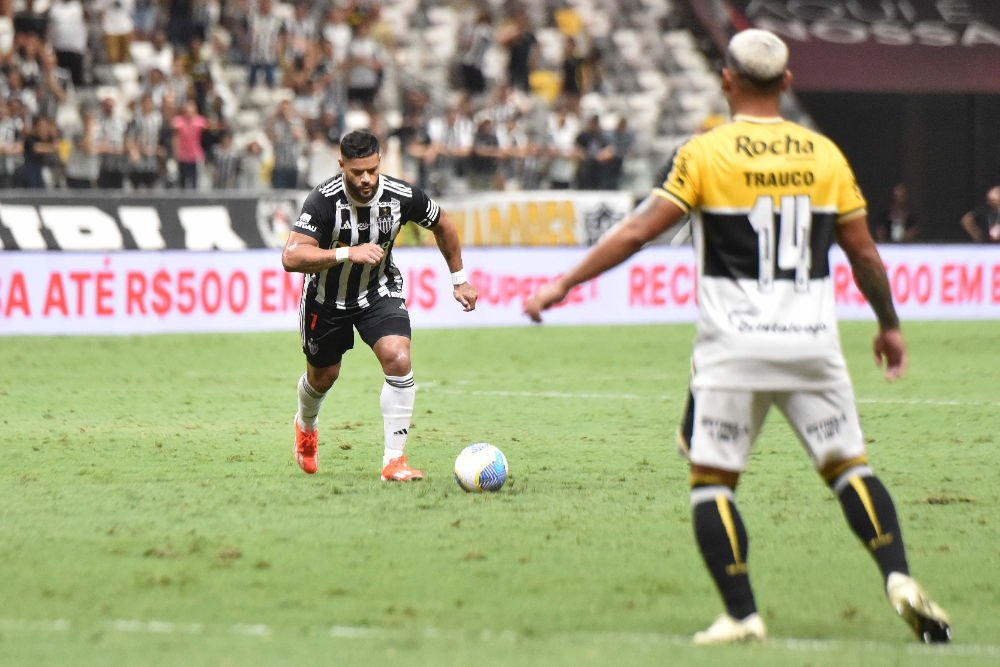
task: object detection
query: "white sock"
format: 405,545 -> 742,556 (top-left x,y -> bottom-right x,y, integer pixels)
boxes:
297,373 -> 327,432
381,371 -> 415,467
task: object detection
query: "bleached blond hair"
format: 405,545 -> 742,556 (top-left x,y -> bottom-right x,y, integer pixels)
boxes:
726,29 -> 789,87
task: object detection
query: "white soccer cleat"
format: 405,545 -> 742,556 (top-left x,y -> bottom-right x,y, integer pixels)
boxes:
886,573 -> 952,643
693,613 -> 767,645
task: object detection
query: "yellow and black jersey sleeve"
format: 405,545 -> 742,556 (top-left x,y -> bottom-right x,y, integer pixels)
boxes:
653,138 -> 702,213
833,148 -> 867,222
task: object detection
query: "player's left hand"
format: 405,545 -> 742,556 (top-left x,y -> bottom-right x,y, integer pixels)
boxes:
524,280 -> 568,323
454,282 -> 478,312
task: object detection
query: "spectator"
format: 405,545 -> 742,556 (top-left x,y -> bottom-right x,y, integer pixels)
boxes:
876,184 -> 918,243
172,99 -> 207,189
134,0 -> 159,40
5,70 -> 37,118
603,117 -> 634,190
305,127 -> 338,188
426,106 -> 474,191
167,56 -> 190,108
321,3 -> 351,64
65,109 -> 100,188
499,8 -> 537,93
36,50 -> 70,121
547,108 -> 577,189
496,114 -> 527,188
21,115 -> 58,188
284,1 -> 316,66
182,35 -> 211,113
125,93 -> 163,189
167,0 -> 196,48
145,66 -> 169,107
317,108 -> 343,146
137,31 -> 174,80
267,99 -> 304,189
96,0 -> 135,64
247,0 -> 284,88
47,0 -> 86,87
468,117 -> 501,191
345,21 -> 383,110
201,88 -> 227,156
95,96 -> 127,188
211,130 -> 240,189
961,185 -> 1000,243
574,115 -> 611,190
459,11 -> 492,95
0,100 -> 25,189
239,138 -> 264,190
561,36 -> 583,108
14,0 -> 49,40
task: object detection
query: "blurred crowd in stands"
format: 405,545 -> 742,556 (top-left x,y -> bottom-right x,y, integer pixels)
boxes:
0,0 -> 667,195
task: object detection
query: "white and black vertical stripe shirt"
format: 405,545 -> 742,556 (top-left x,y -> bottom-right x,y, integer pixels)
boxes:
249,9 -> 285,65
294,173 -> 442,310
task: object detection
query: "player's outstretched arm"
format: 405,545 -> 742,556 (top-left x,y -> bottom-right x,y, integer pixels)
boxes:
835,216 -> 907,382
524,196 -> 686,322
281,231 -> 383,273
432,211 -> 478,312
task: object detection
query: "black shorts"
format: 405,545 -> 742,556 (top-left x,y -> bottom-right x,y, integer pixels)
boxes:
300,296 -> 411,368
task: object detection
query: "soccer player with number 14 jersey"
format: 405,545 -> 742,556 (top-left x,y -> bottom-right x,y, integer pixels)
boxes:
525,29 -> 950,645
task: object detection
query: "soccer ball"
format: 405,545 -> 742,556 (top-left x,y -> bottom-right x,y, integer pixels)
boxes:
454,443 -> 508,493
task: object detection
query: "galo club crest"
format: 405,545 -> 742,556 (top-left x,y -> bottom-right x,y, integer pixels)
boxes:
257,198 -> 299,248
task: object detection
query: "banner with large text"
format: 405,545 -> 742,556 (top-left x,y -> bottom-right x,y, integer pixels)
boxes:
1,246 -> 999,335
702,0 -> 1000,93
0,190 -> 630,251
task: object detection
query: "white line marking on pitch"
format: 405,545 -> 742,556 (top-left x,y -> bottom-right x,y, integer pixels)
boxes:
418,386 -> 999,407
3,619 -> 995,657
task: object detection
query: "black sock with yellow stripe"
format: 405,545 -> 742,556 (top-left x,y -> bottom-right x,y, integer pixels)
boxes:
692,487 -> 757,620
836,474 -> 909,581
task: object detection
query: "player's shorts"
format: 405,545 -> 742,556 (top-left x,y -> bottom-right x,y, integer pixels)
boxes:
300,296 -> 411,368
677,383 -> 866,476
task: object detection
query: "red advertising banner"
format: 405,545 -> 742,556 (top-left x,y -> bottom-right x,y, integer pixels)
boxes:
2,246 -> 999,336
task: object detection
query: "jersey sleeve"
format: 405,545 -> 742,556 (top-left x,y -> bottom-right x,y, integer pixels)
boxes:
404,186 -> 442,230
291,189 -> 331,242
834,148 -> 867,222
652,138 -> 701,213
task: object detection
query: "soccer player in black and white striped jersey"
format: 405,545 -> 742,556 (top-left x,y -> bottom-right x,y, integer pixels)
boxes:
282,130 -> 478,481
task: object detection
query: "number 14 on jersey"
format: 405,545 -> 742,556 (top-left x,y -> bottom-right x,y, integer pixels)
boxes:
748,195 -> 813,293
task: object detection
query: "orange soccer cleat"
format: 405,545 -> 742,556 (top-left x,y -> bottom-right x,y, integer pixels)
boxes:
380,455 -> 423,482
294,416 -> 319,474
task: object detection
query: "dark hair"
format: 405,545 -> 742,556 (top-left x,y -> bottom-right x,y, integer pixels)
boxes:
340,130 -> 380,160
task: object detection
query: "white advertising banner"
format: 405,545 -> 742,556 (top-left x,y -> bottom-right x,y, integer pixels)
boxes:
1,246 -> 999,335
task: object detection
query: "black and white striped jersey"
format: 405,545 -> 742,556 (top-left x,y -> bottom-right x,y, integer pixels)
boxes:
293,173 -> 441,310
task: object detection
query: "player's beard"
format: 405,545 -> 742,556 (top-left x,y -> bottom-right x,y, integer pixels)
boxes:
346,176 -> 377,204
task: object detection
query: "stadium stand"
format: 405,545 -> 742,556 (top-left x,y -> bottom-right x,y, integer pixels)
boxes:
0,0 -> 814,199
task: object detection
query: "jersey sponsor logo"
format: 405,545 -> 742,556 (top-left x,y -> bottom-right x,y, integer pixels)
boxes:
736,134 -> 815,158
294,221 -> 318,233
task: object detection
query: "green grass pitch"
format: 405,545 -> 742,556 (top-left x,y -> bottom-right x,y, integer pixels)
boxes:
1,322 -> 998,666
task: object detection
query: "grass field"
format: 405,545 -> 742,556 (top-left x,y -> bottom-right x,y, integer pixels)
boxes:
1,321 -> 998,666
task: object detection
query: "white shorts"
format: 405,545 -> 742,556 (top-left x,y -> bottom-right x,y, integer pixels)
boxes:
677,383 -> 867,475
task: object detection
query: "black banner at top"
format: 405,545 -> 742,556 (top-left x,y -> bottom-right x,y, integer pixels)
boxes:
0,191 -> 303,251
706,0 -> 1000,93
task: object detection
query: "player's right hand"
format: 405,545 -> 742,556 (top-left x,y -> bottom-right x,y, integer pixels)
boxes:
524,280 -> 569,323
873,327 -> 907,382
347,243 -> 384,265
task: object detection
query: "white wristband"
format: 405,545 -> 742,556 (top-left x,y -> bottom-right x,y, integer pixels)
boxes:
335,247 -> 350,263
451,269 -> 467,286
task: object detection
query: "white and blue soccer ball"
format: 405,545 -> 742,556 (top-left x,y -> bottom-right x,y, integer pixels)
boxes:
454,443 -> 508,493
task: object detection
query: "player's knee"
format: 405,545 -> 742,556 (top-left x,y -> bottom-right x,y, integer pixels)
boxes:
380,347 -> 411,377
308,364 -> 340,392
690,464 -> 740,490
819,454 -> 873,492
